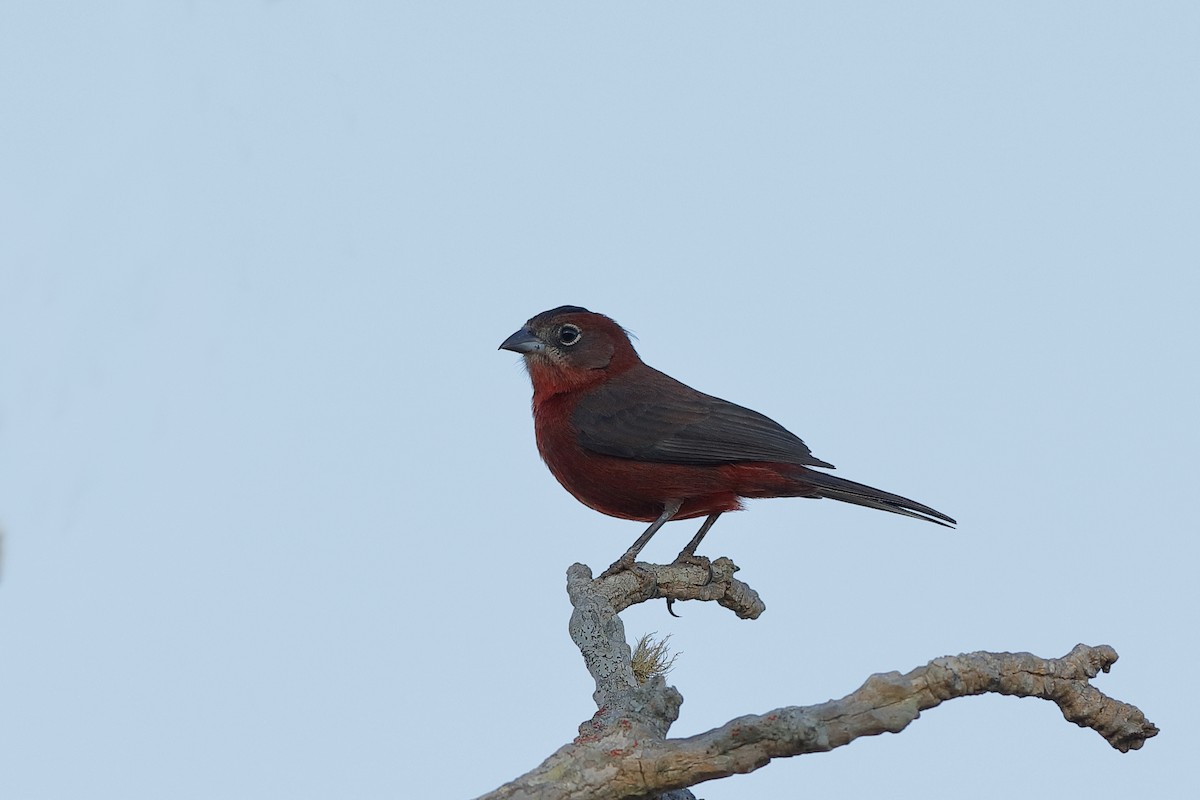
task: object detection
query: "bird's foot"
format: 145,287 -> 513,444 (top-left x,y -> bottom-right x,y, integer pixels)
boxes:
671,552 -> 714,584
599,555 -> 638,580
672,551 -> 710,569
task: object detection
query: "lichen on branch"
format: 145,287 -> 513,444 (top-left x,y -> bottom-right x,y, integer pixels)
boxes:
477,559 -> 1158,800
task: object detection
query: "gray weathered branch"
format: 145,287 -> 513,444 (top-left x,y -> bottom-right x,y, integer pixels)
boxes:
587,557 -> 765,619
477,560 -> 1157,800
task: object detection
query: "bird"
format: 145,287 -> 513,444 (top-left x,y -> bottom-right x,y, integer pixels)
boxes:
499,305 -> 954,576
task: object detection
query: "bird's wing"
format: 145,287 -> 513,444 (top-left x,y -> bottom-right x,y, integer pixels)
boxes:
571,367 -> 834,468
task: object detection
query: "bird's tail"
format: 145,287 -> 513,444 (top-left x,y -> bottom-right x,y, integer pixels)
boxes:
799,469 -> 956,528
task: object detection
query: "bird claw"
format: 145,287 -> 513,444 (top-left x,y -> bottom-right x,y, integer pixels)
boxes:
671,552 -> 715,585
672,552 -> 711,569
599,555 -> 638,580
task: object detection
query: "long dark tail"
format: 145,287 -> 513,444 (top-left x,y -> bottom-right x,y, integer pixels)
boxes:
800,469 -> 956,528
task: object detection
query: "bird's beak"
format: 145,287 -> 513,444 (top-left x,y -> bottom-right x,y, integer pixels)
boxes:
499,328 -> 544,354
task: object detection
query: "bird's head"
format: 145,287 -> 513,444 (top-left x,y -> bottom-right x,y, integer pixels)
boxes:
499,306 -> 639,395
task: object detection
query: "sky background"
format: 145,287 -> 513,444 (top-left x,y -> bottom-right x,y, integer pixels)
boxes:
1,3 -> 1197,799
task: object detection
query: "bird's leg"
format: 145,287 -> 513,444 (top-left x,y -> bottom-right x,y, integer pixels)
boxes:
662,514 -> 723,615
600,500 -> 682,578
673,513 -> 721,568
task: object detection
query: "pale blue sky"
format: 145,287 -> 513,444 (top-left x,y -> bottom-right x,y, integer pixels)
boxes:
1,3 -> 1197,798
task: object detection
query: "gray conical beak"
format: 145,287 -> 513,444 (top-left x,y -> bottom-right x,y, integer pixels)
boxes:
498,328 -> 544,354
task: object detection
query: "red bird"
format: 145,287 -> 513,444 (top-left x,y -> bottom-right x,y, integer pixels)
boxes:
500,306 -> 954,574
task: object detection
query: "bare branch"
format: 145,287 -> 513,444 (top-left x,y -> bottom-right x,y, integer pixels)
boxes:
481,644 -> 1156,800
638,644 -> 1157,789
476,562 -> 1157,800
588,558 -> 766,619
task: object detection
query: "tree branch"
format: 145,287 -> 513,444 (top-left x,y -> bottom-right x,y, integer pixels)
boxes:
586,558 -> 765,619
477,561 -> 1157,800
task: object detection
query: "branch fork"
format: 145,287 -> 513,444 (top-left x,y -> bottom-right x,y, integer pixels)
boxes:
478,557 -> 1158,800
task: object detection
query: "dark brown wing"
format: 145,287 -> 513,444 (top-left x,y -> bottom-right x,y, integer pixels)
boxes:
571,366 -> 835,468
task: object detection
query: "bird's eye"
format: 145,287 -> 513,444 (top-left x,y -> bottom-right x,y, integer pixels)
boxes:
558,324 -> 582,346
